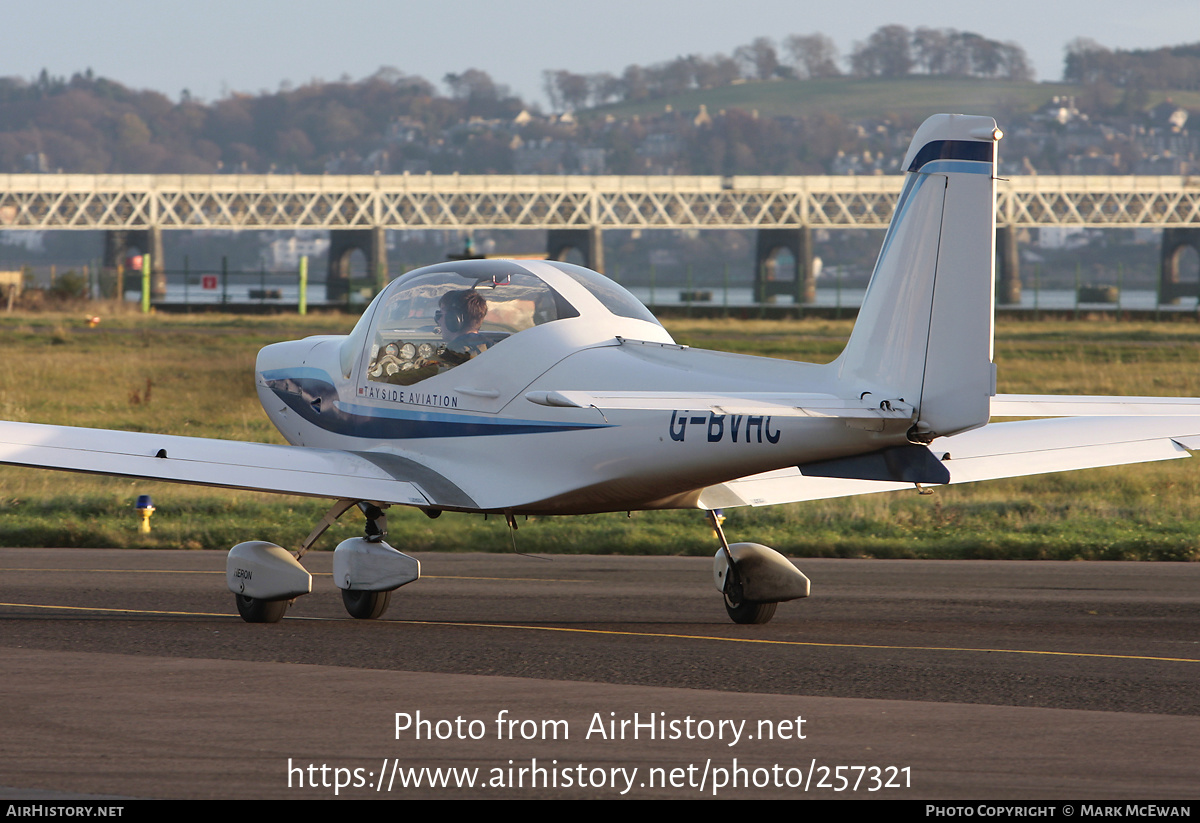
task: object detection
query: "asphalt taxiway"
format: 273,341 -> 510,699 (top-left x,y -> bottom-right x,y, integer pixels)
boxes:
2,549 -> 1198,799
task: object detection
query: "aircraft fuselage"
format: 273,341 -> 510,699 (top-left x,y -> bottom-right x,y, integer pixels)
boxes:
255,304 -> 912,515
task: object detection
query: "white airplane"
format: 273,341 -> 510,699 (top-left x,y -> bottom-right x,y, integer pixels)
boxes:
2,113 -> 1199,625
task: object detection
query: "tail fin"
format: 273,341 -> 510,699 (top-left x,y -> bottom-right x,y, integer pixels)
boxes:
833,113 -> 1001,440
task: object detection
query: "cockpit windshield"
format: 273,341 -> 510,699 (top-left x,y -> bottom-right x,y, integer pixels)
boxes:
545,262 -> 662,325
361,262 -> 578,386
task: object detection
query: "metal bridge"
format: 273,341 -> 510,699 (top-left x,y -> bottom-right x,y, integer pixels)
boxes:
2,174 -> 1198,303
2,173 -> 1199,230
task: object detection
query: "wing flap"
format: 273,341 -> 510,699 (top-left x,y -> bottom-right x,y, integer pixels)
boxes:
0,421 -> 455,508
700,416 -> 1199,509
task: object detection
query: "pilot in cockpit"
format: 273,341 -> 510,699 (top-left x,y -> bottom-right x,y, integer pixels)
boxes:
435,289 -> 491,366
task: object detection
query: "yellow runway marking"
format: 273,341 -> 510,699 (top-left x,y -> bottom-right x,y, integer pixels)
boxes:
0,568 -> 588,583
2,601 -> 1197,665
0,602 -> 230,618
422,575 -> 590,583
2,568 -> 224,575
391,620 -> 1200,665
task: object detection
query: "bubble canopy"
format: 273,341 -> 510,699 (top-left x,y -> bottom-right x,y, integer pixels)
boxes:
338,259 -> 659,383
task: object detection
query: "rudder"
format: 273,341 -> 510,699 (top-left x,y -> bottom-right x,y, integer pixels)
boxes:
833,113 -> 1001,440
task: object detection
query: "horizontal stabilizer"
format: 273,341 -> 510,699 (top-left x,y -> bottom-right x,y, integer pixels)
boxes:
799,445 -> 950,485
993,394 -> 1200,417
699,415 -> 1199,509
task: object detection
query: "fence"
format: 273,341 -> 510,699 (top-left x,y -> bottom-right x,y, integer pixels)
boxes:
9,258 -> 1200,319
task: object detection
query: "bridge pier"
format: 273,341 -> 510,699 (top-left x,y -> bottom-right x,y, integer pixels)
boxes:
996,225 -> 1021,305
103,228 -> 165,298
1160,228 -> 1200,304
328,228 -> 388,302
754,228 -> 815,304
547,227 -> 604,273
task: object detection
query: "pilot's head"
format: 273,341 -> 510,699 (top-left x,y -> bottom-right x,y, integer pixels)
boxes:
438,289 -> 487,338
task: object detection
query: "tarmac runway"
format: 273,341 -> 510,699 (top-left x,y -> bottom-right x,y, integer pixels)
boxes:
2,548 -> 1198,799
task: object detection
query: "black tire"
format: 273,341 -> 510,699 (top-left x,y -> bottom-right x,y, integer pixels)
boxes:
342,588 -> 392,620
724,597 -> 777,624
721,560 -> 777,625
235,594 -> 289,623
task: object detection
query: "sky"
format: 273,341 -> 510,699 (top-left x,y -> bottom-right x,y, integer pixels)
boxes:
2,0 -> 1194,105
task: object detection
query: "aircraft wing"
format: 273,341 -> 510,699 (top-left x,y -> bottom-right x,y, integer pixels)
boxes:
698,416 -> 1200,509
993,394 -> 1200,417
0,421 -> 477,510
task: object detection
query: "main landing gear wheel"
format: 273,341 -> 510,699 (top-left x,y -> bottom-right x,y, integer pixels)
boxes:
722,571 -> 777,624
342,588 -> 392,620
710,511 -> 780,625
723,593 -> 777,625
234,594 -> 290,623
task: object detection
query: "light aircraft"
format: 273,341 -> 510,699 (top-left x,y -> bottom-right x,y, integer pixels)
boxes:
2,113 -> 1199,625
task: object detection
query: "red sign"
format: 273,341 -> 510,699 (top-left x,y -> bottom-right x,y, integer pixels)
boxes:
201,275 -> 218,290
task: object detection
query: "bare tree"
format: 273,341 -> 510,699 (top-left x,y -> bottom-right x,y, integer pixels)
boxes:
587,73 -> 622,107
541,70 -> 564,111
620,65 -> 649,101
444,69 -> 499,101
784,33 -> 841,79
557,71 -> 590,111
734,37 -> 780,80
541,70 -> 589,111
912,27 -> 951,75
650,57 -> 695,96
941,35 -> 971,76
1063,38 -> 1111,84
959,33 -> 1001,77
691,54 -> 741,89
999,42 -> 1034,81
873,25 -> 913,77
851,25 -> 913,77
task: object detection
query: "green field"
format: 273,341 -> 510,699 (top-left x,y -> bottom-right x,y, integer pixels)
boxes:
1,310 -> 1198,559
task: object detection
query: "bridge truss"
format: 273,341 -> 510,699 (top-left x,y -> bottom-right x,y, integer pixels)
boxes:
1,174 -> 1198,231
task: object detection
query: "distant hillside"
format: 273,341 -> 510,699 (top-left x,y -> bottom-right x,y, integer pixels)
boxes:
2,69 -> 1198,177
5,29 -> 1200,176
587,75 -> 1200,124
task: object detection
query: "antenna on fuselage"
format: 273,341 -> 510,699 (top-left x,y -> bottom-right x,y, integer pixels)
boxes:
504,511 -> 550,561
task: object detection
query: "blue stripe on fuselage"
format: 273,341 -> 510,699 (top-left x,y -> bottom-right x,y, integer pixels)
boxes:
260,369 -> 610,439
875,172 -> 924,265
874,157 -> 991,264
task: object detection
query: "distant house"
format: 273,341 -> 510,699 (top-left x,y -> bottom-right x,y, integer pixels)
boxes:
266,233 -> 330,269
